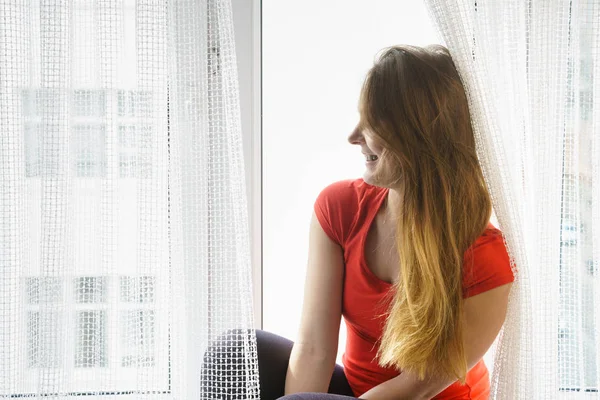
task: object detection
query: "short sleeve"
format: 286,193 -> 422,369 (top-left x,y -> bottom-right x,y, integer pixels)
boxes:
462,228 -> 515,298
313,180 -> 360,247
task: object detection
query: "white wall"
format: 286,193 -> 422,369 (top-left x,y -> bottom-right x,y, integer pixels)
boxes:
262,0 -> 441,360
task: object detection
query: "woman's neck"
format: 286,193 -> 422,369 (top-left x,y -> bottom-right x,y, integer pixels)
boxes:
385,188 -> 402,222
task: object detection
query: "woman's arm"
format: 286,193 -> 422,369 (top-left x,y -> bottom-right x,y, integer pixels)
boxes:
284,212 -> 345,394
359,282 -> 513,400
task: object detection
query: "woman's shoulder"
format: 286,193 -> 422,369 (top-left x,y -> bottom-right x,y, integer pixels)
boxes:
319,177 -> 369,193
313,178 -> 383,246
470,225 -> 507,253
315,178 -> 384,216
462,224 -> 515,298
316,178 -> 381,203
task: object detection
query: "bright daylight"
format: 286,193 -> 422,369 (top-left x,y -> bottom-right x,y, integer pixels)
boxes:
0,1 -> 598,399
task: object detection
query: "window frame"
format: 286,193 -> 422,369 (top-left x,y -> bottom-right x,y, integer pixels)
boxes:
232,0 -> 263,331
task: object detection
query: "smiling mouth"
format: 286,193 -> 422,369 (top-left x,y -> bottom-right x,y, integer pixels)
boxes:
365,154 -> 378,162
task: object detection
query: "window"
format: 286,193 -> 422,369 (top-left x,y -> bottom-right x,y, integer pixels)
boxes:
24,275 -> 163,392
262,0 -> 440,363
22,89 -> 154,179
14,0 -> 174,396
118,123 -> 153,178
75,310 -> 107,368
74,277 -> 108,369
263,2 -> 597,384
11,0 -> 254,396
72,124 -> 107,177
118,90 -> 152,118
121,310 -> 155,368
26,277 -> 64,369
119,276 -> 156,368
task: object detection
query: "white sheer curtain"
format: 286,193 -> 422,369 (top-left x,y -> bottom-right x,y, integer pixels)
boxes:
424,0 -> 599,398
0,0 -> 259,398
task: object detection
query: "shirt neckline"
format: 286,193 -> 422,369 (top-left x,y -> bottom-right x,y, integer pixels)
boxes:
359,184 -> 395,289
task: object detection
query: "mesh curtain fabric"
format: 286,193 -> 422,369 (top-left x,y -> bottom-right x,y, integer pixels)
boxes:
424,0 -> 600,399
0,0 -> 259,398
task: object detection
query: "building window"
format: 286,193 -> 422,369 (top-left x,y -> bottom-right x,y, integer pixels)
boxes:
121,310 -> 155,368
22,89 -> 154,179
72,124 -> 107,177
75,310 -> 108,368
25,275 -> 158,373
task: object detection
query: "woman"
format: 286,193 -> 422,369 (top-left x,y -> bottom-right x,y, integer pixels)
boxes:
202,44 -> 514,400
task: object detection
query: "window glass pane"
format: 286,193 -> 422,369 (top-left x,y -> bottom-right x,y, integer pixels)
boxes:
118,125 -> 153,178
28,311 -> 63,368
21,89 -> 36,117
26,277 -> 63,304
120,276 -> 155,303
75,311 -> 107,368
118,125 -> 137,147
118,152 -> 138,178
117,90 -> 152,117
22,89 -> 60,117
73,90 -> 106,117
72,124 -> 107,177
74,277 -> 107,304
121,310 -> 155,367
23,123 -> 41,177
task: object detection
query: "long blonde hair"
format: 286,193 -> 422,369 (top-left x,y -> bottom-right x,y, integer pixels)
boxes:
359,45 -> 492,382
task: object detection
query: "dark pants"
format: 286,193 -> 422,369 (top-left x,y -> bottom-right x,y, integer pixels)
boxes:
201,329 -> 357,399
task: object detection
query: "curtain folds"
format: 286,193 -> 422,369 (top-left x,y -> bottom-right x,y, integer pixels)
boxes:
424,1 -> 600,398
0,0 -> 259,398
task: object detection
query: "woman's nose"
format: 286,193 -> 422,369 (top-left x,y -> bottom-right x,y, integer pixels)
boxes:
348,126 -> 364,145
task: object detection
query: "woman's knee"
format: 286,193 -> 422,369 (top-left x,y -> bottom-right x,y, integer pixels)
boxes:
202,328 -> 256,366
201,329 -> 259,398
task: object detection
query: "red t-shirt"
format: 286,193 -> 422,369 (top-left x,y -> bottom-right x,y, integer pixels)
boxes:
314,179 -> 515,399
